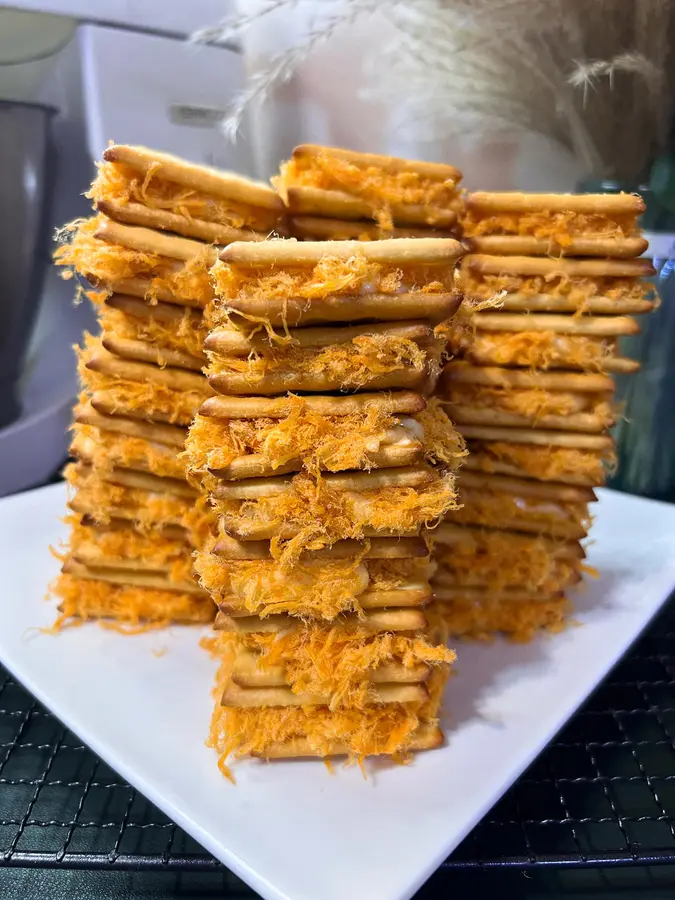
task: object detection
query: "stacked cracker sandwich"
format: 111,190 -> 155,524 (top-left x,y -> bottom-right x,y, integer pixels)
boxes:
277,144 -> 462,240
434,191 -> 655,641
52,145 -> 285,629
50,140 -> 655,773
184,234 -> 466,768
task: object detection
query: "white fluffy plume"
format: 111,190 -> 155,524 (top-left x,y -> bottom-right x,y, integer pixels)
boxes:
193,0 -> 675,178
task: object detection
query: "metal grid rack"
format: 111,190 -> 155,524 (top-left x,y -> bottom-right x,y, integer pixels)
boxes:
1,600 -> 675,886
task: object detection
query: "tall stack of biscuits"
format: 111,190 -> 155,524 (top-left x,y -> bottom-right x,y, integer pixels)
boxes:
52,145 -> 285,630
277,144 -> 462,241
185,235 -> 466,770
434,191 -> 655,641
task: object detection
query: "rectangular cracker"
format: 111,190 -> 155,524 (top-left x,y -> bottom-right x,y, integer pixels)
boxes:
219,522 -> 422,542
62,558 -> 204,596
433,562 -> 582,588
222,291 -> 462,327
220,681 -> 428,708
465,235 -> 647,258
460,448 -> 604,487
102,334 -> 205,371
464,254 -> 653,279
289,215 -> 456,241
95,218 -> 219,263
250,722 -> 442,758
444,363 -> 615,392
70,493 -> 188,529
71,541 -> 189,572
212,534 -> 429,560
101,277 -> 207,309
231,651 -> 430,688
70,429 -> 182,479
213,607 -> 427,634
473,313 -> 640,337
466,191 -> 645,214
285,186 -> 458,227
72,462 -> 195,497
90,390 -> 195,428
103,144 -> 283,209
456,424 -> 615,450
448,406 -> 612,434
461,336 -> 639,374
79,515 -> 188,541
433,583 -> 564,603
75,402 -> 187,448
207,367 -> 429,396
475,292 -> 654,315
430,521 -> 584,559
86,347 -> 208,393
200,390 -> 426,419
452,498 -> 589,541
292,144 -> 463,181
105,293 -> 204,326
218,585 -> 432,615
212,465 -> 435,499
220,237 -> 463,267
204,321 -> 432,355
96,199 -> 267,246
210,443 -> 424,481
459,470 -> 596,504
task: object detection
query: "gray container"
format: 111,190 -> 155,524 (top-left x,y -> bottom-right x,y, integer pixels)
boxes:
609,247 -> 675,503
0,100 -> 55,428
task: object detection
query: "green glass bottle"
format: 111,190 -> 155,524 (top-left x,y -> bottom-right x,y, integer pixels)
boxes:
578,173 -> 675,501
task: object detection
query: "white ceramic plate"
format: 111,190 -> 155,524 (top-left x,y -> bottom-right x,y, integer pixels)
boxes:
1,483 -> 675,900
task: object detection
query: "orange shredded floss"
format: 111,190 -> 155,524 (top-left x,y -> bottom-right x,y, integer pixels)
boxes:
445,384 -> 614,423
77,336 -> 209,426
210,254 -> 453,312
450,330 -> 617,371
468,441 -> 616,485
434,533 -> 580,593
453,490 -> 591,538
54,216 -> 214,307
184,399 -> 464,482
214,471 -> 458,564
214,628 -> 453,710
89,160 -> 279,232
459,269 -> 653,312
64,463 -> 193,532
50,574 -> 212,632
195,546 -> 370,619
206,333 -> 433,388
461,210 -> 640,240
427,595 -> 570,643
99,306 -> 207,358
208,657 -> 449,768
276,154 -> 460,230
72,422 -> 186,480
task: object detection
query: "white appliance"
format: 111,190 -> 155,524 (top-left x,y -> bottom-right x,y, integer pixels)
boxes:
0,13 -> 250,496
78,24 -> 253,174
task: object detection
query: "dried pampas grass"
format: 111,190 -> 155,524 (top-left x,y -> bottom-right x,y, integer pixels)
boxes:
192,0 -> 388,141
195,0 -> 675,179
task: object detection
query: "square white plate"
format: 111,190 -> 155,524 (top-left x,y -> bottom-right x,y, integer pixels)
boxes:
1,483 -> 675,900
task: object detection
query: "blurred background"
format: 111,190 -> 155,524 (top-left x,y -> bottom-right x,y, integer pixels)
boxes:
0,0 -> 673,499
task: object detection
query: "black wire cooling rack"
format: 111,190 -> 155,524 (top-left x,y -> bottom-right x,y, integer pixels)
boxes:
1,596 -> 675,893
